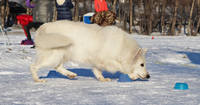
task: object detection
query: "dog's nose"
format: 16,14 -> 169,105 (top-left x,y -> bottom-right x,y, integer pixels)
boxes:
146,74 -> 150,79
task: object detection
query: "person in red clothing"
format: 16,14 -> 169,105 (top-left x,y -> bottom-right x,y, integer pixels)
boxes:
22,0 -> 54,46
23,22 -> 43,45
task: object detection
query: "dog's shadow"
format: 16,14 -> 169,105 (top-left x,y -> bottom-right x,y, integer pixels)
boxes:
40,68 -> 121,80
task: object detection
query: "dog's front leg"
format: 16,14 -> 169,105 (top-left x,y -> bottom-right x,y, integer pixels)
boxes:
93,68 -> 111,82
55,63 -> 77,79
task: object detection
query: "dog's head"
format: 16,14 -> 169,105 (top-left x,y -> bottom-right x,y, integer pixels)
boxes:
127,48 -> 150,80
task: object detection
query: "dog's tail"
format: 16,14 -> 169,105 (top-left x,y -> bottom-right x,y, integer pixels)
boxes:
35,33 -> 72,49
34,23 -> 72,49
35,32 -> 72,49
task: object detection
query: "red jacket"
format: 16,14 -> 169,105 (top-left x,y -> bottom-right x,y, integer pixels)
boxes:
16,15 -> 33,26
94,0 -> 108,12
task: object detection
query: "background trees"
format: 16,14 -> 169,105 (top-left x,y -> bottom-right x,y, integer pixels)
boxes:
1,0 -> 200,36
73,0 -> 200,35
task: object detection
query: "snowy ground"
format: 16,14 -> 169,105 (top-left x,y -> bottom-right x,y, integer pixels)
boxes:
0,27 -> 200,105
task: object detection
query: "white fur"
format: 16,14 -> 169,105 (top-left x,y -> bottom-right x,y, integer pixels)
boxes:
31,20 -> 149,82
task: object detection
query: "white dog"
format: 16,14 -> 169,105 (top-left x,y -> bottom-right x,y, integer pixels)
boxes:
30,20 -> 150,82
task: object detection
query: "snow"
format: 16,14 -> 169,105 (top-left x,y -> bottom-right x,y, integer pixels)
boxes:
0,27 -> 200,105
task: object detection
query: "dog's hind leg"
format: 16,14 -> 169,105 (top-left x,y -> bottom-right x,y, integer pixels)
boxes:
30,53 -> 52,82
55,63 -> 77,79
93,68 -> 111,82
30,64 -> 47,82
30,49 -> 66,82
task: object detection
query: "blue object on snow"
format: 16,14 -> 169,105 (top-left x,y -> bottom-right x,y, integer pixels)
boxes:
118,74 -> 133,82
174,83 -> 189,90
84,16 -> 92,24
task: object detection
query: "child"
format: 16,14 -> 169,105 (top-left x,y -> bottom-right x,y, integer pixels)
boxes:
22,0 -> 54,46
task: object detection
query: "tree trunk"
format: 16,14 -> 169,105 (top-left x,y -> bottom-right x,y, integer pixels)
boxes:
74,0 -> 79,21
144,0 -> 153,35
122,1 -> 127,31
83,0 -> 87,14
161,0 -> 167,35
0,0 -> 9,29
178,6 -> 184,34
139,0 -> 144,34
123,13 -> 127,31
129,0 -> 133,33
143,0 -> 148,34
118,2 -> 122,23
187,0 -> 196,35
112,0 -> 117,12
139,15 -> 143,34
193,0 -> 200,36
148,0 -> 153,35
171,0 -> 179,35
53,1 -> 57,21
90,0 -> 93,12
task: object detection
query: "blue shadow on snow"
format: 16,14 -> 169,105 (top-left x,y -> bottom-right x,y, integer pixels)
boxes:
40,68 -> 149,82
178,51 -> 200,65
40,68 -> 121,80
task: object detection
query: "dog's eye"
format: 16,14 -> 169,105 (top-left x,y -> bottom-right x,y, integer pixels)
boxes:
140,63 -> 144,67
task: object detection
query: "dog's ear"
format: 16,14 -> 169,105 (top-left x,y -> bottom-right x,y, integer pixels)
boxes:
133,48 -> 143,60
133,48 -> 147,61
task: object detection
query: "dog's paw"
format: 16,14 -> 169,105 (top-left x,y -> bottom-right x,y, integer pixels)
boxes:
34,79 -> 47,83
98,78 -> 112,82
67,73 -> 77,79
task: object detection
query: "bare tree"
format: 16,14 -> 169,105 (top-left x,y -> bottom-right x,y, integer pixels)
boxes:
161,0 -> 167,35
144,0 -> 153,35
129,0 -> 133,33
0,0 -> 9,29
193,0 -> 200,36
112,0 -> 117,12
74,0 -> 80,21
171,0 -> 179,35
187,0 -> 196,35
